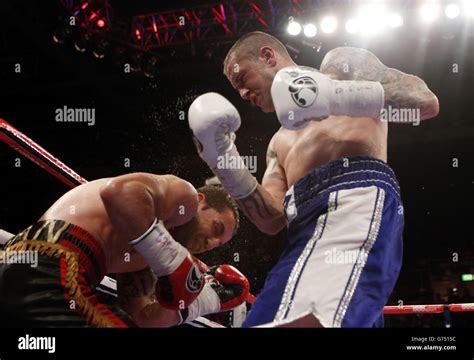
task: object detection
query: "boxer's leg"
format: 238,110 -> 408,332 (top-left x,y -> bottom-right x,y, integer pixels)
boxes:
280,186 -> 403,327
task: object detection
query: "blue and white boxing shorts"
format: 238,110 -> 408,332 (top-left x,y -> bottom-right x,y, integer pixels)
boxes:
244,156 -> 404,327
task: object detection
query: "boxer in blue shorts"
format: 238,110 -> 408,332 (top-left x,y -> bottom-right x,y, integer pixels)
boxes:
189,32 -> 439,327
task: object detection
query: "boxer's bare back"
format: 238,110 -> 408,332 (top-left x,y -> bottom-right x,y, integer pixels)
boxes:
40,174 -> 198,273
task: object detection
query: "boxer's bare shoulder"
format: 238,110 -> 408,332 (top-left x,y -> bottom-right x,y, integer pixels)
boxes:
159,175 -> 199,228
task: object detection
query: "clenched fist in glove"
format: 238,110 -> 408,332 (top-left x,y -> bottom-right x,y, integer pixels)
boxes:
188,93 -> 258,199
179,264 -> 250,324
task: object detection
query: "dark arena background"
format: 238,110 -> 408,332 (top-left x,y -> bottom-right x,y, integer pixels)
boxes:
0,0 -> 474,352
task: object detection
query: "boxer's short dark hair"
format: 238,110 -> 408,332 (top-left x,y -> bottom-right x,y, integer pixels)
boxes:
223,31 -> 292,75
197,185 -> 240,236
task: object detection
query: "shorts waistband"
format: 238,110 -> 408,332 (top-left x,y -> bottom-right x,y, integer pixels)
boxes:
5,220 -> 106,284
286,156 -> 401,208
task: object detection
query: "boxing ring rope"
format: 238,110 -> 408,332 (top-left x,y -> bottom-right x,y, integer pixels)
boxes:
0,118 -> 257,304
4,118 -> 474,323
384,303 -> 474,328
384,303 -> 474,314
0,119 -> 86,188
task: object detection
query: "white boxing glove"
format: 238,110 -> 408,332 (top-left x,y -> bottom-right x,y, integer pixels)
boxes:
188,93 -> 241,168
188,93 -> 258,199
271,66 -> 385,130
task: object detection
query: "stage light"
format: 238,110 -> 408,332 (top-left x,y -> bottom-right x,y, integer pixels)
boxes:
321,16 -> 337,34
74,34 -> 89,52
420,3 -> 441,22
445,3 -> 460,18
287,21 -> 302,36
92,39 -> 109,59
345,19 -> 359,34
387,13 -> 404,28
96,19 -> 106,28
358,4 -> 386,34
463,0 -> 474,17
52,22 -> 73,44
303,24 -> 317,37
52,32 -> 62,44
135,29 -> 142,41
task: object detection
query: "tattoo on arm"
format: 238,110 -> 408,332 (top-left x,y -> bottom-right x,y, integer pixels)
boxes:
266,148 -> 278,167
320,47 -> 438,119
236,139 -> 287,232
266,148 -> 286,183
320,47 -> 396,82
236,188 -> 280,220
382,76 -> 438,119
266,172 -> 287,183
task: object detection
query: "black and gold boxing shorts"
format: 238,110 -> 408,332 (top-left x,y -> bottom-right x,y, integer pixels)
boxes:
0,220 -> 135,328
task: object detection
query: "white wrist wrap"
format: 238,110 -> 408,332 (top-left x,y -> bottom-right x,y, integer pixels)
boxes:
129,219 -> 187,276
212,143 -> 258,199
182,283 -> 220,323
330,80 -> 384,119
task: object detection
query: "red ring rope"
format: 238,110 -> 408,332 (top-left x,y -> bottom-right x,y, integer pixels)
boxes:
384,303 -> 474,314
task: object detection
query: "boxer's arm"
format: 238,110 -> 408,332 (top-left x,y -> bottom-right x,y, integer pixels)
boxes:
235,135 -> 287,235
263,134 -> 289,203
320,47 -> 439,120
118,265 -> 250,327
100,173 -> 197,239
100,172 -> 165,240
107,175 -> 203,310
117,267 -> 181,327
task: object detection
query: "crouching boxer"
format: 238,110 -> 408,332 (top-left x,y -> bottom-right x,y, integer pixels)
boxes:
0,173 -> 245,327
